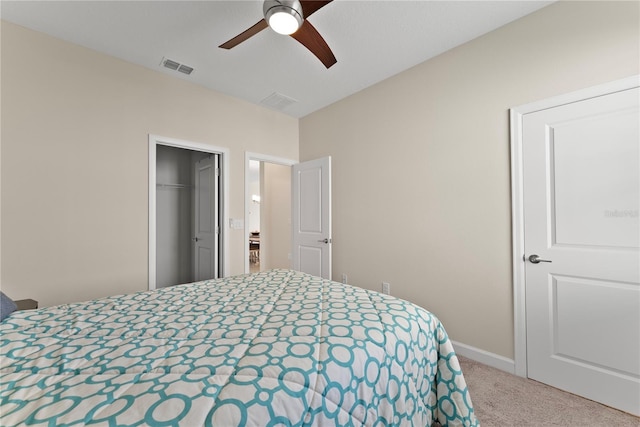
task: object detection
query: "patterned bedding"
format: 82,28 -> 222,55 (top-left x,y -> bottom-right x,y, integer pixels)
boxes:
0,269 -> 477,426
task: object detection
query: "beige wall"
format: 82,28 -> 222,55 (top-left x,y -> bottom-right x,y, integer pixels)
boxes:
261,162 -> 292,270
1,21 -> 298,307
299,1 -> 639,359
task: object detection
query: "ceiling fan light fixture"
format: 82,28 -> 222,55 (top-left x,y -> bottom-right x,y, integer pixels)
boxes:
264,0 -> 303,35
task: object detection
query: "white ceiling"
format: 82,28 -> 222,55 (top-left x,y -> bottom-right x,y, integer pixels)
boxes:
1,0 -> 553,118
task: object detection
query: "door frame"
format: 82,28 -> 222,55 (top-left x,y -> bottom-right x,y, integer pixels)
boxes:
509,75 -> 639,377
244,152 -> 296,274
149,134 -> 230,290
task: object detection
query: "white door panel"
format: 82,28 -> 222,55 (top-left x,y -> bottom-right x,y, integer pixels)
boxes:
521,84 -> 639,415
298,246 -> 323,278
551,109 -> 639,248
292,157 -> 331,279
298,168 -> 322,233
552,276 -> 639,375
196,247 -> 213,279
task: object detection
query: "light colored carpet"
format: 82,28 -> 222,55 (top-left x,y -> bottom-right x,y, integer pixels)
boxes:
457,356 -> 639,426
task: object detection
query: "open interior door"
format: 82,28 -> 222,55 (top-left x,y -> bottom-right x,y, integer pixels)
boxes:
292,157 -> 331,279
194,154 -> 220,281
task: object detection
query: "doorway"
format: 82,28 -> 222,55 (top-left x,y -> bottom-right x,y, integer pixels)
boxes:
244,153 -> 296,274
149,135 -> 229,290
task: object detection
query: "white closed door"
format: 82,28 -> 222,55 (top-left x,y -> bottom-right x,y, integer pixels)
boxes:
194,155 -> 220,281
522,84 -> 639,415
292,157 -> 331,279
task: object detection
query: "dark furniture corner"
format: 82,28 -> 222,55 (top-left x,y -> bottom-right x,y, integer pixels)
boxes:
15,299 -> 38,311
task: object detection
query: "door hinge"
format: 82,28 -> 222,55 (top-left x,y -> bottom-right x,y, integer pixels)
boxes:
215,168 -> 220,176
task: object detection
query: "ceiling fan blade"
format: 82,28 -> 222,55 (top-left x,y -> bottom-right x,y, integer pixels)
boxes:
219,19 -> 269,49
300,1 -> 333,18
290,20 -> 337,68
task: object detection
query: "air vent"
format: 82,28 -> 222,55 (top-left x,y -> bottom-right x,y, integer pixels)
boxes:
260,92 -> 298,111
162,58 -> 180,70
160,57 -> 194,75
177,65 -> 194,75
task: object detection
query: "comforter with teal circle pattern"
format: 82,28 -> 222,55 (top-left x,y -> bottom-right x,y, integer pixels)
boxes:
0,269 -> 478,426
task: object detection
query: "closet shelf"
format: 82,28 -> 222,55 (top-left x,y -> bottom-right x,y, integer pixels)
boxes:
156,183 -> 194,189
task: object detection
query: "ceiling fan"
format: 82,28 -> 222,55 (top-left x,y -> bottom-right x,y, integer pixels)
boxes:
219,0 -> 337,69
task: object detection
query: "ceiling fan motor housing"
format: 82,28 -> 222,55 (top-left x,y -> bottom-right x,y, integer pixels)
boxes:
264,0 -> 304,35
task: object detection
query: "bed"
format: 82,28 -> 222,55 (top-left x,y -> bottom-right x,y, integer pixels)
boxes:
0,269 -> 478,426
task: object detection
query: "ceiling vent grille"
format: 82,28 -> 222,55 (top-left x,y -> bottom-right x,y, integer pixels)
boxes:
260,92 -> 298,111
161,57 -> 194,75
177,64 -> 194,75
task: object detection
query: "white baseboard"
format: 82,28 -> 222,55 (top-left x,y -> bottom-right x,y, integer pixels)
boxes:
451,340 -> 515,375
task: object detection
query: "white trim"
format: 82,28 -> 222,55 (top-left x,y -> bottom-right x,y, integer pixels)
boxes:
509,75 -> 640,378
244,152 -> 297,274
148,134 -> 230,290
510,107 -> 528,378
451,340 -> 515,375
512,75 -> 640,116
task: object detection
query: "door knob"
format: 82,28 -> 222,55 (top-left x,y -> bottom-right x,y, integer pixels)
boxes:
317,238 -> 331,244
528,254 -> 552,264
192,237 -> 200,242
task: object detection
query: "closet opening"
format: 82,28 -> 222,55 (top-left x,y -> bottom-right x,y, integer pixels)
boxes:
149,136 -> 228,290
